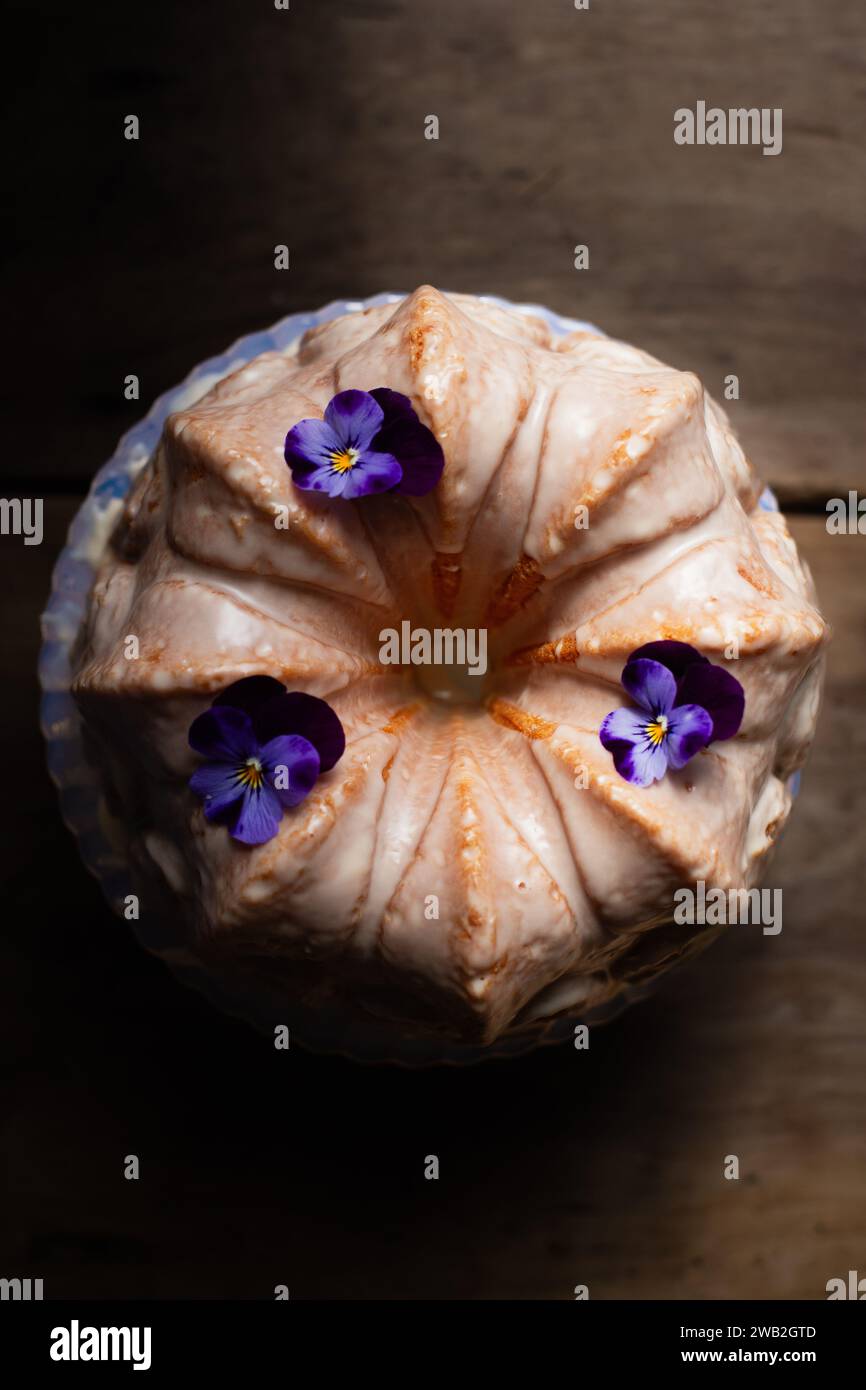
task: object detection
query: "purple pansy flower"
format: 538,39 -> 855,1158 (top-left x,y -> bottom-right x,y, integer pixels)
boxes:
284,387 -> 444,500
599,641 -> 745,787
188,676 -> 345,845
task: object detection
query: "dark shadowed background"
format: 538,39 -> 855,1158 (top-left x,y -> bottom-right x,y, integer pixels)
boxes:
1,0 -> 864,1299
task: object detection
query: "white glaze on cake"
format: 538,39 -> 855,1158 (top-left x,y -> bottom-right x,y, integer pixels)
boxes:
72,288 -> 828,1048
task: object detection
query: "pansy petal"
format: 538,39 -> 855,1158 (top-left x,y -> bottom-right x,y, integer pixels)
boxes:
261,733 -> 321,808
600,707 -> 670,785
188,706 -> 257,762
213,675 -> 286,714
189,762 -> 244,819
284,417 -> 344,471
369,386 -> 415,425
341,450 -> 403,499
324,390 -> 384,450
231,783 -> 283,846
599,706 -> 649,750
375,418 -> 445,496
627,640 -> 707,680
253,692 -> 346,771
620,738 -> 670,787
291,462 -> 348,497
665,703 -> 714,769
603,706 -> 670,783
621,658 -> 677,716
676,663 -> 745,741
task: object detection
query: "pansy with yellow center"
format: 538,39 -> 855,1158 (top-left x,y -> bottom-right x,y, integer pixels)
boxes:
599,640 -> 745,787
189,676 -> 345,845
284,387 -> 444,499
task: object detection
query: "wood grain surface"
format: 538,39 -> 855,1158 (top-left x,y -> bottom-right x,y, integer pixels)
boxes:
5,0 -> 863,498
1,0 -> 864,1300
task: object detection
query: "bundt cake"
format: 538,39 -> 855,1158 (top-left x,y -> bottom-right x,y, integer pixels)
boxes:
69,287 -> 827,1059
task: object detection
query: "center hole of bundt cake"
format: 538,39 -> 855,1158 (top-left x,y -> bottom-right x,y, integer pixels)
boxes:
413,659 -> 492,705
381,620 -> 492,705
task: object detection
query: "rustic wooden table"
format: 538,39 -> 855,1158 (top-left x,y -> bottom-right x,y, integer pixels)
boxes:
2,0 -> 863,1299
